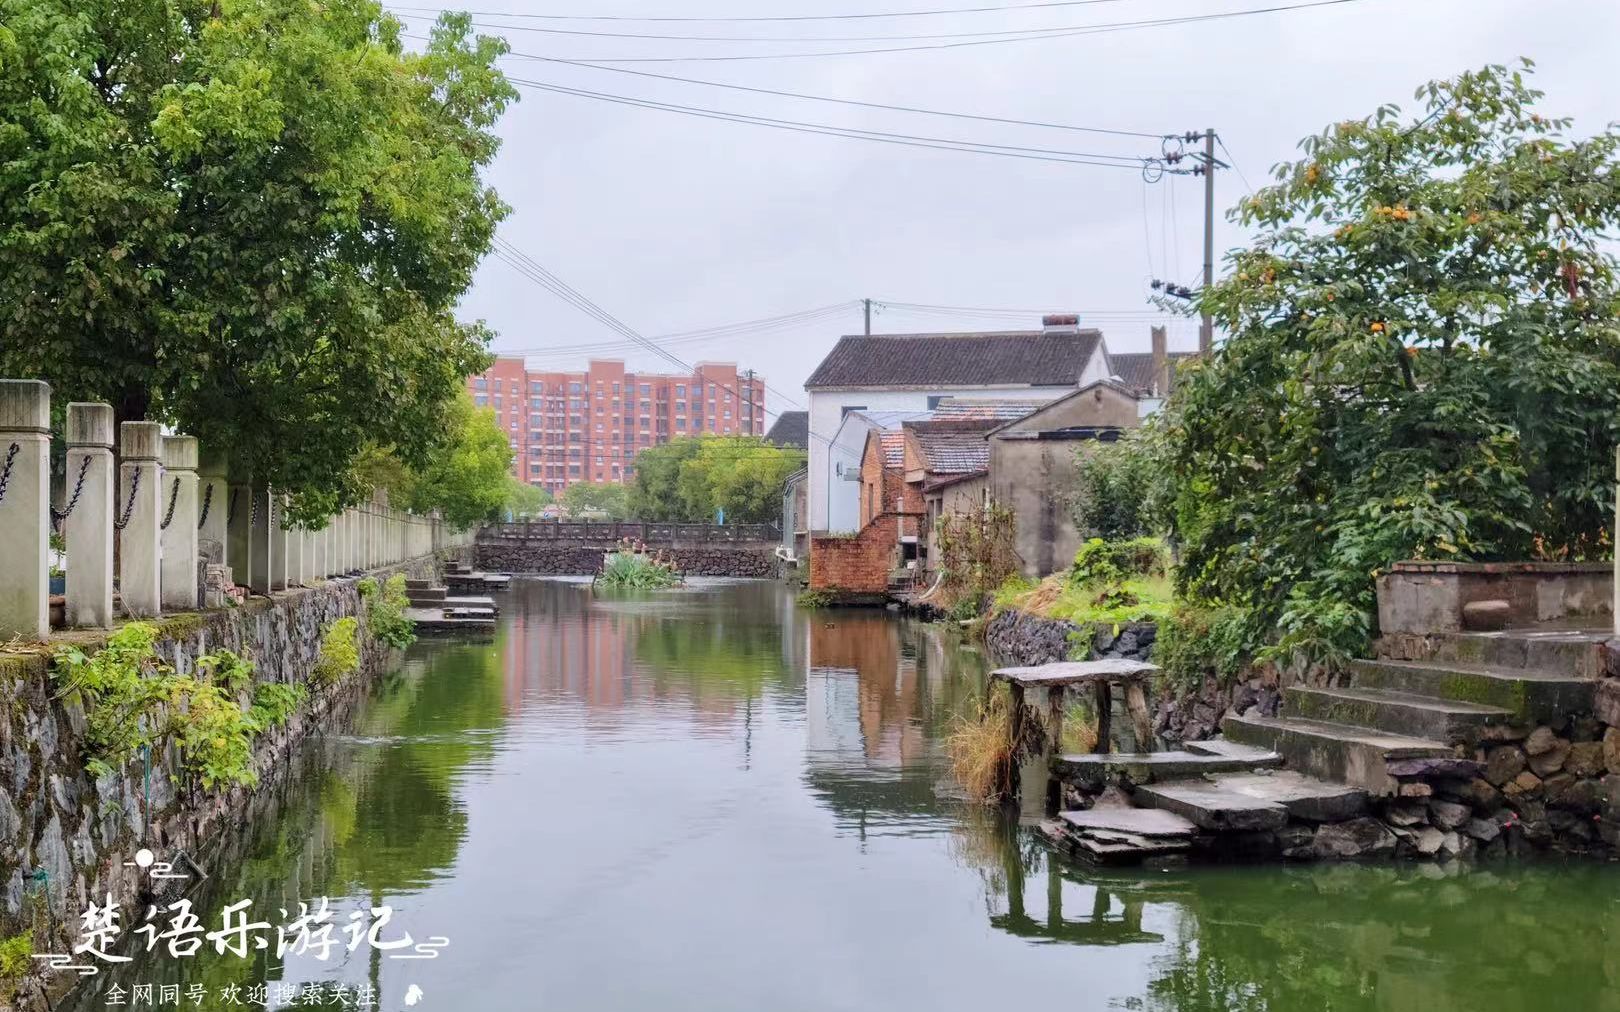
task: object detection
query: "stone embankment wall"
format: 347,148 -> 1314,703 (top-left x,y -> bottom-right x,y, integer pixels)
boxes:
0,552 -> 453,964
476,542 -> 778,578
984,609 -> 1281,743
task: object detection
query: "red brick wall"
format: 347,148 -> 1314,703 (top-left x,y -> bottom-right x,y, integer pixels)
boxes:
809,511 -> 924,594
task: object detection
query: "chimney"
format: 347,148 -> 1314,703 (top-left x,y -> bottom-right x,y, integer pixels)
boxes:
1042,313 -> 1080,334
1151,326 -> 1168,397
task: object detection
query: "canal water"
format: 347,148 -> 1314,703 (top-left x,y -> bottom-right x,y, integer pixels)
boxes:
67,579 -> 1620,1011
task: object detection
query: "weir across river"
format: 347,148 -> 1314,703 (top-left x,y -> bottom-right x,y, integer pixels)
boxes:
474,520 -> 783,577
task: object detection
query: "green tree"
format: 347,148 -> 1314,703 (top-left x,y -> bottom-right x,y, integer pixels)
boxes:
0,1 -> 516,521
629,436 -> 803,523
1168,61 -> 1620,666
397,394 -> 513,528
562,482 -> 631,520
506,479 -> 551,518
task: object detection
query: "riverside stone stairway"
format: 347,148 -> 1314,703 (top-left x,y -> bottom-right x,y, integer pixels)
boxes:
1035,625 -> 1606,864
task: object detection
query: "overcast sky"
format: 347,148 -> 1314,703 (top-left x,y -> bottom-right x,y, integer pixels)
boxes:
406,0 -> 1619,424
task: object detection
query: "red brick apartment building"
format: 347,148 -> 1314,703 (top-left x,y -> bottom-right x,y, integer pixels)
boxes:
467,358 -> 767,492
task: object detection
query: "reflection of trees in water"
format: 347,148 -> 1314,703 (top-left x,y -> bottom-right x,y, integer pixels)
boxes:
60,642 -> 510,1010
969,836 -> 1620,1012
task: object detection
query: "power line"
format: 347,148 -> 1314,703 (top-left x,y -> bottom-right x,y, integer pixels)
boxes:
503,75 -> 1162,170
489,239 -> 828,446
396,10 -> 1156,43
476,52 -> 1167,139
474,0 -> 1369,63
498,302 -> 857,356
1215,134 -> 1258,194
389,0 -> 1137,22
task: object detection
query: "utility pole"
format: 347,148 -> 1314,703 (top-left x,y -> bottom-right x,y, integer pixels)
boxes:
1200,127 -> 1216,356
863,298 -> 872,336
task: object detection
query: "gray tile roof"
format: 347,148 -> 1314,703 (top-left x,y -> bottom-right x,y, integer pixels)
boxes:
904,419 -> 1001,476
805,330 -> 1102,390
764,410 -> 808,448
1107,351 -> 1198,394
930,398 -> 1052,420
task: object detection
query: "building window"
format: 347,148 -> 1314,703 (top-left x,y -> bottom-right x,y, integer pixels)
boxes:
675,384 -> 686,397
494,379 -> 502,392
569,382 -> 582,394
676,418 -> 686,430
474,394 -> 488,406
531,382 -> 542,394
474,378 -> 488,390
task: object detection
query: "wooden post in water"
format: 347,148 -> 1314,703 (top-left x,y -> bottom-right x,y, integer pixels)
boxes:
1125,683 -> 1154,752
1093,682 -> 1113,754
1006,683 -> 1025,803
1045,685 -> 1066,813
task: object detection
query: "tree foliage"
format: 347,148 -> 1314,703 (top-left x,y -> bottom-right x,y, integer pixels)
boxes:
0,0 -> 516,521
1070,427 -> 1173,542
394,394 -> 514,528
562,481 -> 631,520
628,435 -> 804,523
1168,61 -> 1620,665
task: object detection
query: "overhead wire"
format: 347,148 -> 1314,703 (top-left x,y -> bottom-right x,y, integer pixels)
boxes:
502,75 -> 1162,169
388,0 -> 1139,22
466,0 -> 1369,63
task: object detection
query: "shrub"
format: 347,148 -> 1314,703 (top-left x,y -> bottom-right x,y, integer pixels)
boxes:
1071,537 -> 1169,586
362,574 -> 417,649
945,687 -> 1017,805
0,932 -> 30,981
313,618 -> 360,686
936,503 -> 1019,613
248,683 -> 307,731
1070,428 -> 1171,541
53,631 -> 306,790
1153,604 -> 1255,693
796,588 -> 835,609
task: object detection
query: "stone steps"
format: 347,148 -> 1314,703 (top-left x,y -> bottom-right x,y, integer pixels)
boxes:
1053,747 -> 1282,786
1134,778 -> 1290,832
1346,659 -> 1593,723
1284,684 -> 1517,745
1040,807 -> 1198,866
1203,770 -> 1369,822
1376,629 -> 1607,679
1221,712 -> 1453,795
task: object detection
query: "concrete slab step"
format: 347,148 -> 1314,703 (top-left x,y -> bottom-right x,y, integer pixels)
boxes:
1058,807 -> 1199,839
1376,629 -> 1607,679
1205,770 -> 1369,821
1053,748 -> 1282,785
1284,684 -> 1517,745
1133,780 -> 1290,832
1347,659 -> 1593,723
1183,738 -> 1282,760
1221,712 -> 1452,796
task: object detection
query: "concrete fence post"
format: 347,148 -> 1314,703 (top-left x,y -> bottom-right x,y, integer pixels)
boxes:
64,403 -> 115,628
227,480 -> 252,591
0,381 -> 51,640
118,422 -> 164,617
271,496 -> 290,591
248,486 -> 274,595
198,447 -> 229,574
159,434 -> 199,611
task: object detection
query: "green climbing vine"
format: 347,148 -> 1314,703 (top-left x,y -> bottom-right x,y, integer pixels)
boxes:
52,624 -> 308,790
313,618 -> 361,686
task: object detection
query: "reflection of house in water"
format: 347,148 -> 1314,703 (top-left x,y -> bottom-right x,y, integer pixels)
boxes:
801,614 -> 987,833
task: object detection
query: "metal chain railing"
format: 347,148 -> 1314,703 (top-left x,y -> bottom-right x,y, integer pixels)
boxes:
112,466 -> 141,530
227,488 -> 240,526
49,454 -> 92,528
0,443 -> 18,507
196,481 -> 215,530
158,476 -> 181,531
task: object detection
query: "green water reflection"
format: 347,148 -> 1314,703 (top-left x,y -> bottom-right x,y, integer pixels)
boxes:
61,579 -> 1620,1012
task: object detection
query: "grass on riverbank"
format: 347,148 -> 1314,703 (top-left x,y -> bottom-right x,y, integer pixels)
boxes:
992,571 -> 1174,627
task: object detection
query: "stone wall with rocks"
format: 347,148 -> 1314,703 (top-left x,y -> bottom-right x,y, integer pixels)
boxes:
984,608 -> 1281,744
476,542 -> 778,578
0,552 -> 449,985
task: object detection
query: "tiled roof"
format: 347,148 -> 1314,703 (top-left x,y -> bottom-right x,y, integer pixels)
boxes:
765,410 -> 808,448
878,431 -> 906,469
1107,351 -> 1198,394
930,398 -> 1052,420
805,330 -> 1102,390
905,419 -> 1000,476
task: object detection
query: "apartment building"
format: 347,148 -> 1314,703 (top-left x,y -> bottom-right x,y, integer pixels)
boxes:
467,358 -> 767,492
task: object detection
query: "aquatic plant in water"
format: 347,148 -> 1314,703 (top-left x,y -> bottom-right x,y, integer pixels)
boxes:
596,540 -> 681,589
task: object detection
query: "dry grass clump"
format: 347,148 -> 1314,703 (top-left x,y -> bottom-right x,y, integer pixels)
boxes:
946,688 -> 1017,804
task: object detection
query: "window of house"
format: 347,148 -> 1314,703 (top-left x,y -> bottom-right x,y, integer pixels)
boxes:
494,379 -> 502,392
569,382 -> 582,394
675,384 -> 686,397
676,418 -> 686,430
474,394 -> 488,406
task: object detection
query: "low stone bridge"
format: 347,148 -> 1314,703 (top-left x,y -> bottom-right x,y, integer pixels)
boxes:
475,521 -> 783,578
